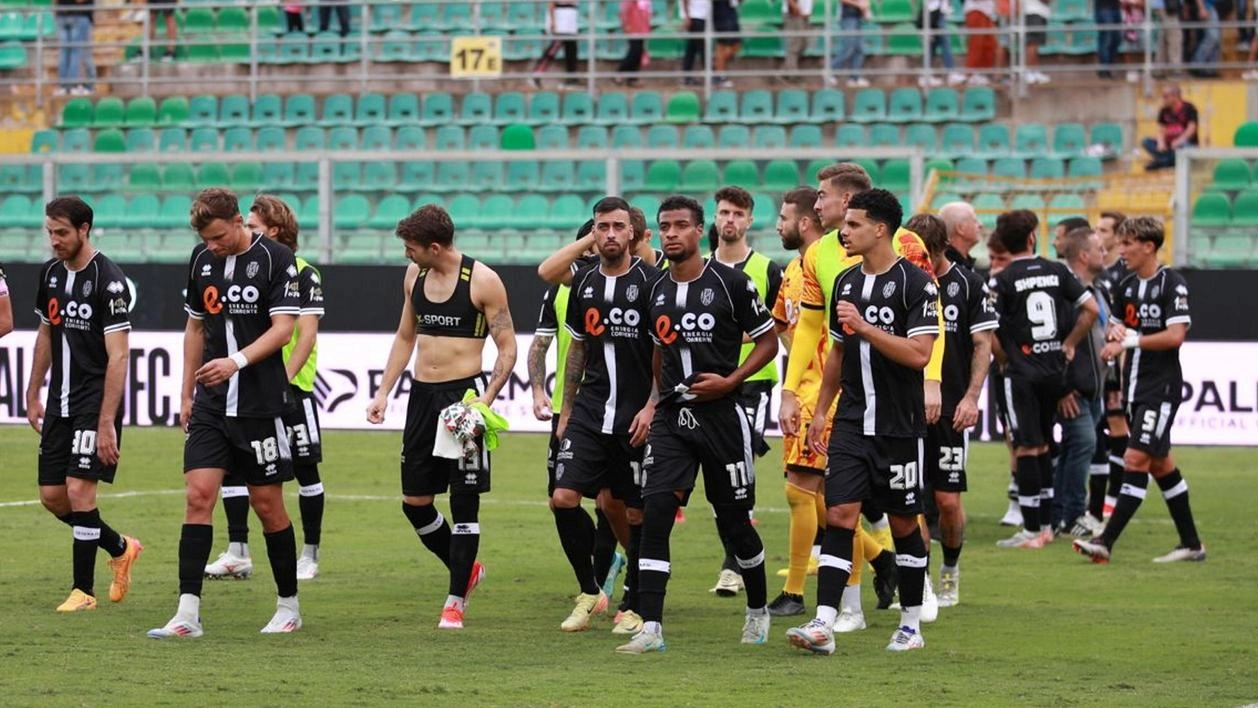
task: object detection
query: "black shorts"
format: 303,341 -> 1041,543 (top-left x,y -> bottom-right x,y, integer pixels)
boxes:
1128,400 -> 1178,458
737,379 -> 773,458
713,1 -> 741,45
184,407 -> 294,486
990,370 -> 1011,437
38,414 -> 123,486
400,375 -> 491,497
545,415 -> 561,497
925,420 -> 968,492
1026,14 -> 1047,46
283,386 -> 323,464
553,417 -> 644,507
825,429 -> 925,515
641,399 -> 757,510
1001,376 -> 1066,448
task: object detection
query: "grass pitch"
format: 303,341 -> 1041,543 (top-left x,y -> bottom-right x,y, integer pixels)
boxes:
0,426 -> 1255,707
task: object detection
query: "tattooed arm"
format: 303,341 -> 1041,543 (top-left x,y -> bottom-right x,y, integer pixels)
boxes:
474,264 -> 517,405
556,338 -> 586,441
528,333 -> 554,420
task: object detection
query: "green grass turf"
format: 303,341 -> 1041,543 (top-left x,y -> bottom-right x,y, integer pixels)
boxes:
0,426 -> 1255,706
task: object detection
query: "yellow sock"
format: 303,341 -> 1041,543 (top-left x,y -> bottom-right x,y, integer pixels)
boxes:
814,489 -> 826,528
784,482 -> 818,596
860,524 -> 886,562
848,526 -> 866,586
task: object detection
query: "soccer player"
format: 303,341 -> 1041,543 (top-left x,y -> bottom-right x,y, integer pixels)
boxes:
366,205 -> 517,630
550,197 -> 660,633
988,210 -> 1099,549
708,185 -> 783,598
1093,211 -> 1131,521
616,195 -> 778,654
149,189 -> 303,638
985,232 -> 1022,527
0,260 -> 12,338
786,189 -> 940,655
937,201 -> 983,269
26,196 -> 141,613
203,196 -> 327,581
911,213 -> 997,608
1074,217 -> 1204,564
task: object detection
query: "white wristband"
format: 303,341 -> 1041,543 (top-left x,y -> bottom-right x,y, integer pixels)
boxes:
229,351 -> 249,369
1121,330 -> 1140,350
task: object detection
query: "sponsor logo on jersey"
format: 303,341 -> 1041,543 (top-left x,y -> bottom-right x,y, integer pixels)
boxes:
47,297 -> 95,330
947,281 -> 960,298
81,280 -> 92,297
286,265 -> 298,277
626,284 -> 639,302
654,311 -> 717,345
883,281 -> 896,299
201,264 -> 212,276
203,284 -> 261,315
419,313 -> 462,328
106,280 -> 125,294
700,288 -> 715,306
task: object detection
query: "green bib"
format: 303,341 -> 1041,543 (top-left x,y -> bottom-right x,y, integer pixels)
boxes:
550,284 -> 572,414
738,251 -> 779,385
284,256 -> 319,393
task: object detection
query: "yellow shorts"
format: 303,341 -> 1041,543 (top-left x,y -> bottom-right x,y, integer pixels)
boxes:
783,397 -> 832,473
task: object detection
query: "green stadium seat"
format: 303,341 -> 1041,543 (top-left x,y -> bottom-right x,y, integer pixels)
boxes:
250,93 -> 282,127
559,92 -> 594,126
31,128 -> 57,153
222,126 -> 252,152
850,88 -> 886,123
923,88 -> 960,122
888,88 -> 923,123
280,93 -> 315,128
773,89 -> 810,125
1030,157 -> 1065,180
1068,156 -> 1102,180
1191,193 -> 1231,227
762,160 -> 800,192
332,160 -> 361,188
327,126 -> 358,151
960,86 -> 995,122
740,89 -> 774,124
568,125 -> 604,150
905,123 -> 937,151
334,194 -> 371,229
790,124 -> 823,148
681,160 -> 720,192
1089,122 -> 1123,153
665,92 -> 700,124
186,95 -> 218,127
254,126 -> 284,151
119,194 -> 160,230
196,162 -> 230,189
397,161 -> 434,192
361,125 -> 392,151
124,127 -> 155,152
1206,232 -> 1254,267
647,125 -> 680,149
0,163 -> 35,193
627,92 -> 663,125
620,160 -> 644,191
704,90 -> 739,123
1051,123 -> 1088,158
535,125 -> 569,151
434,125 -> 465,151
88,194 -> 126,229
593,92 -> 629,126
992,157 -> 1026,180
886,23 -> 923,56
59,97 -> 93,128
645,160 -> 681,192
931,191 -> 963,209
337,232 -> 382,265
1230,189 -> 1258,226
309,32 -> 356,64
754,125 -> 787,148
875,0 -> 916,23
369,194 -> 410,229
1047,193 -> 1086,217
882,160 -> 911,192
472,195 -> 512,230
363,162 -> 397,190
1010,194 -> 1045,211
413,34 -> 450,62
1056,0 -> 1091,21
460,92 -> 493,126
433,162 -> 471,192
318,93 -> 355,127
294,126 -> 325,151
419,92 -> 454,127
976,123 -> 1011,157
0,38 -> 25,69
469,125 -> 499,151
494,91 -> 528,126
972,193 -> 1005,226
835,123 -> 865,148
92,97 -> 125,127
1234,121 -> 1258,148
1013,123 -> 1048,158
1064,28 -> 1097,56
501,124 -> 535,150
718,124 -> 750,148
369,2 -> 404,32
954,156 -> 987,177
61,128 -> 90,152
870,123 -> 900,147
1,194 -> 42,230
93,128 -> 125,153
260,161 -> 294,190
155,194 -> 193,230
524,92 -> 560,127
55,163 -> 89,193
218,94 -> 250,127
231,162 -> 263,192
386,93 -> 419,126
539,160 -> 576,192
505,160 -> 539,186
151,127 -> 181,152
1211,159 -> 1252,191
125,163 -> 159,191
723,160 -> 760,189
682,125 -> 715,149
124,97 -> 157,127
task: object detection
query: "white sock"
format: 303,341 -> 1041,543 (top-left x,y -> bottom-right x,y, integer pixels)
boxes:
810,544 -> 821,561
643,620 -> 662,635
941,563 -> 958,575
301,544 -> 319,561
869,515 -> 890,533
229,541 -> 249,558
277,595 -> 299,612
840,584 -> 862,613
816,605 -> 838,627
444,595 -> 465,611
901,605 -> 922,633
176,593 -> 200,620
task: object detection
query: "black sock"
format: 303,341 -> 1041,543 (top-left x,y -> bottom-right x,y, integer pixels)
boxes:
448,494 -> 480,599
71,510 -> 101,595
941,542 -> 962,567
223,487 -> 250,545
1156,468 -> 1201,549
295,464 -> 324,546
719,509 -> 767,610
1106,434 -> 1128,500
1037,453 -> 1056,529
264,524 -> 298,598
96,515 -> 126,558
624,522 -> 642,612
1101,471 -> 1148,548
553,506 -> 600,595
812,527 -> 824,547
1088,471 -> 1108,519
893,530 -> 928,608
714,514 -> 739,573
178,523 -> 213,596
637,493 -> 680,623
592,507 -> 617,586
402,502 -> 451,568
1015,456 -> 1042,532
57,512 -> 74,526
816,526 -> 855,615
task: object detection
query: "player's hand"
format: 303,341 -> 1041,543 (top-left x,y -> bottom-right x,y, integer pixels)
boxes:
26,397 -> 44,434
180,397 -> 192,432
629,402 -> 654,447
532,393 -> 553,421
1101,341 -> 1123,362
556,410 -> 570,442
806,418 -> 828,457
96,422 -> 120,466
953,395 -> 979,431
195,357 -> 239,387
1106,322 -> 1127,342
1058,391 -> 1080,419
1062,342 -> 1076,363
366,397 -> 387,425
687,373 -> 735,401
924,380 -> 942,424
467,395 -> 492,408
835,300 -> 867,336
779,389 -> 801,437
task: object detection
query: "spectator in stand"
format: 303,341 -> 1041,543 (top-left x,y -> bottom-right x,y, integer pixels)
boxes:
1152,0 -> 1182,78
617,0 -> 653,85
921,0 -> 966,86
531,2 -> 580,88
712,0 -> 741,88
1096,0 -> 1122,78
55,0 -> 94,96
1142,84 -> 1198,170
681,0 -> 711,86
1188,0 -> 1220,77
1024,0 -> 1051,84
148,0 -> 177,62
963,0 -> 998,85
781,0 -> 813,81
1245,23 -> 1258,80
285,3 -> 305,34
318,0 -> 350,37
826,0 -> 870,87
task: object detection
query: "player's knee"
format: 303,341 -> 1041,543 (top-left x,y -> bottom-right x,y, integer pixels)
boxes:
551,488 -> 581,509
887,513 -> 921,538
935,492 -> 963,519
826,503 -> 859,529
626,507 -> 644,525
66,480 -> 97,511
39,486 -> 69,516
1122,449 -> 1151,471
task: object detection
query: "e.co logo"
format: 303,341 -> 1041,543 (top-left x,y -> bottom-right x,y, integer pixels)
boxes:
654,312 -> 715,345
203,284 -> 260,314
47,297 -> 92,325
587,306 -> 641,336
584,307 -> 605,337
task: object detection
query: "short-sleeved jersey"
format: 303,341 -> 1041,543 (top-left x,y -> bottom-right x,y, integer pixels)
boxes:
0,261 -> 9,299
284,256 -> 325,393
1116,266 -> 1191,405
564,258 -> 662,433
937,261 -> 999,414
722,249 -> 783,385
800,228 -> 934,318
1097,258 -> 1130,308
184,234 -> 301,418
648,258 -> 775,394
535,283 -> 572,414
991,256 -> 1092,382
773,255 -> 826,394
829,258 -> 940,437
33,252 -> 132,417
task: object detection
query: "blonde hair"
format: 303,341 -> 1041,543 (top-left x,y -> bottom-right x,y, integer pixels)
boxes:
190,188 -> 240,231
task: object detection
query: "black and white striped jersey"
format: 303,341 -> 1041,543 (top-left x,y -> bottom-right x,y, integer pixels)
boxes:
564,258 -> 662,433
937,260 -> 999,415
1115,266 -> 1191,405
991,256 -> 1092,383
183,234 -> 300,418
648,258 -> 774,395
829,258 -> 940,437
34,252 -> 132,417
